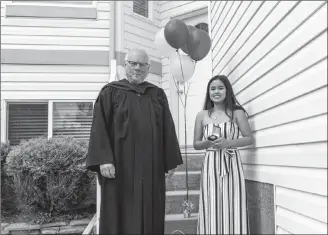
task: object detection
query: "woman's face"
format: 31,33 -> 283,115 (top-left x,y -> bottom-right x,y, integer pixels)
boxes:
209,79 -> 226,104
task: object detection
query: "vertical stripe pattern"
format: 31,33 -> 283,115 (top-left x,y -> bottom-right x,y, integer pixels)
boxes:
197,122 -> 249,234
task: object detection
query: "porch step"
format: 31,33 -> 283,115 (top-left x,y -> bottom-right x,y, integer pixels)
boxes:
176,153 -> 205,172
166,171 -> 201,191
165,213 -> 198,234
165,190 -> 200,214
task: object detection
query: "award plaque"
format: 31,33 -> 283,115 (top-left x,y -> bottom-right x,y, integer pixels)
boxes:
207,125 -> 221,141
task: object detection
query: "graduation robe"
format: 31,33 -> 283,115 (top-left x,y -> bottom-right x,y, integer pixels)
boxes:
86,79 -> 183,234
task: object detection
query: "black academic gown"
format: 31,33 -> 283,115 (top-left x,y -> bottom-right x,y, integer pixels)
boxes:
86,79 -> 183,234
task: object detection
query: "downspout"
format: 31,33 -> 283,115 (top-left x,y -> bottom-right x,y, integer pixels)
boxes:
85,3 -> 117,235
109,1 -> 117,82
96,2 -> 116,233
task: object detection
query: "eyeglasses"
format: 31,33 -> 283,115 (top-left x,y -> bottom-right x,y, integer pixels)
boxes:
126,60 -> 149,68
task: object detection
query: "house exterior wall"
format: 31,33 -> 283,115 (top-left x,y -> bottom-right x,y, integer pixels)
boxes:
210,1 -> 327,234
0,1 -> 111,143
0,1 -> 163,144
114,1 -> 162,87
1,0 -> 111,101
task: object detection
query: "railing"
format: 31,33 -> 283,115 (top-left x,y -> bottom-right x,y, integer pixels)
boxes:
82,177 -> 101,234
82,214 -> 97,235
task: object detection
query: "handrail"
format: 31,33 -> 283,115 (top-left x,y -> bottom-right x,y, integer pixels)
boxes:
82,214 -> 97,235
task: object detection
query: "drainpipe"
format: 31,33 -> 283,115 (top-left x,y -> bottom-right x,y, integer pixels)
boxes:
109,1 -> 117,82
95,2 -> 117,233
92,3 -> 117,234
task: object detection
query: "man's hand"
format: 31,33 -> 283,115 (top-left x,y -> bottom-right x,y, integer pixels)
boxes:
100,163 -> 115,178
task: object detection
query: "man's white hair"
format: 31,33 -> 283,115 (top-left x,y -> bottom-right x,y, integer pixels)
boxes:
124,49 -> 150,64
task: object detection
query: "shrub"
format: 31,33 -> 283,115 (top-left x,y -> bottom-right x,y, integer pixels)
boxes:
6,136 -> 95,216
1,142 -> 15,213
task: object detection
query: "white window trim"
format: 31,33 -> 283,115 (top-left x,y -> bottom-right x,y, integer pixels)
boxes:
132,0 -> 153,22
2,99 -> 95,143
6,1 -> 98,20
1,100 -> 8,143
3,100 -> 49,144
9,1 -> 97,8
49,100 -> 95,140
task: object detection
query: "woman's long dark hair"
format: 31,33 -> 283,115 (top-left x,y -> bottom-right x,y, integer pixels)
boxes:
203,75 -> 248,120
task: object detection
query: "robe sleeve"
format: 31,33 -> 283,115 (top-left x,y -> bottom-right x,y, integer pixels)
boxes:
86,85 -> 115,173
159,88 -> 183,172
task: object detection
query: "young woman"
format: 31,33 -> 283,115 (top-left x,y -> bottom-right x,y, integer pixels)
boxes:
194,75 -> 254,234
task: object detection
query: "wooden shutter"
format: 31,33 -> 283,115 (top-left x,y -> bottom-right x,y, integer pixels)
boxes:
8,103 -> 48,145
53,102 -> 93,139
133,0 -> 149,18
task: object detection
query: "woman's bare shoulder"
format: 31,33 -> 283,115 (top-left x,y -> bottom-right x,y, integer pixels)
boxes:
196,110 -> 207,119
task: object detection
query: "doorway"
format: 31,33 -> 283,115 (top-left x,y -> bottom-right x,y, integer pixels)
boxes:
177,12 -> 212,146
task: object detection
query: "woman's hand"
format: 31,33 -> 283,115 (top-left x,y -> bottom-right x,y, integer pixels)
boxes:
213,138 -> 230,149
204,139 -> 215,149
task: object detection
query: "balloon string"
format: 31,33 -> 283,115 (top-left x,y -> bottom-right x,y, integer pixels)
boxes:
171,74 -> 185,108
177,50 -> 186,83
185,61 -> 196,98
177,49 -> 190,204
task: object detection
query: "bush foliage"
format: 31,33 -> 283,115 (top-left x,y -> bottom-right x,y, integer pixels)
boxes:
1,142 -> 15,213
6,136 -> 94,215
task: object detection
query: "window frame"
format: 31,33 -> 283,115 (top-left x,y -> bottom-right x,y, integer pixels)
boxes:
132,0 -> 153,21
50,100 -> 95,139
2,99 -> 95,144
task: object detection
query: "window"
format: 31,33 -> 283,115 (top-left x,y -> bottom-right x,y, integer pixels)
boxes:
53,102 -> 93,139
133,0 -> 149,18
8,103 -> 48,145
6,101 -> 94,145
195,23 -> 209,34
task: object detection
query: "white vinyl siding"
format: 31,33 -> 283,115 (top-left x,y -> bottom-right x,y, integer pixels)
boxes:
210,1 -> 327,234
1,1 -> 110,50
12,1 -> 93,5
1,64 -> 109,100
118,2 -> 161,88
122,1 -> 159,59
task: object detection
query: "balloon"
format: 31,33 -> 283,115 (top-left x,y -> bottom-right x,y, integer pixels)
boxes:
170,52 -> 195,83
154,28 -> 176,57
181,25 -> 200,55
186,29 -> 211,61
164,19 -> 189,50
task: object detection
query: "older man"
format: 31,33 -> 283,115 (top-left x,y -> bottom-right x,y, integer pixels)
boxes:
86,49 -> 182,234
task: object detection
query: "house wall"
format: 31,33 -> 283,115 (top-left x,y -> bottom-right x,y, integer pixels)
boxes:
1,0 -> 111,101
0,1 -> 164,143
210,1 -> 327,234
0,1 -> 111,143
114,1 -> 161,87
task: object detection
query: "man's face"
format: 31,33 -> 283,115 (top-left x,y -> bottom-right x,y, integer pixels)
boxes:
125,51 -> 150,84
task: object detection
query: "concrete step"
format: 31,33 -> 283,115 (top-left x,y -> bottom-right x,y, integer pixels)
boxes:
166,171 -> 201,191
165,213 -> 198,234
165,190 -> 200,214
176,153 -> 205,172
